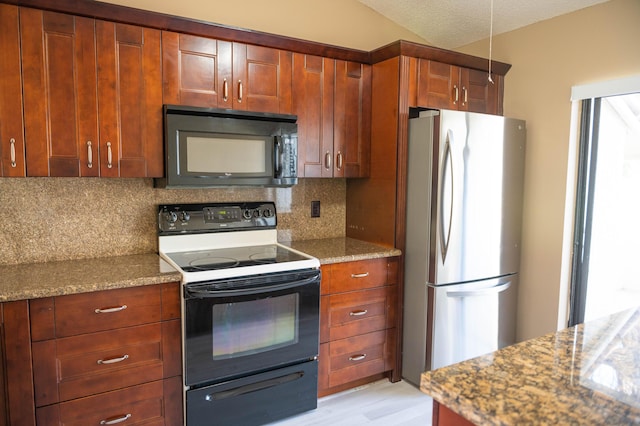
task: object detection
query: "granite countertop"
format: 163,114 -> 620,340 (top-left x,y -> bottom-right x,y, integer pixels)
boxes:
0,253 -> 182,302
283,237 -> 401,264
0,238 -> 399,302
420,307 -> 640,425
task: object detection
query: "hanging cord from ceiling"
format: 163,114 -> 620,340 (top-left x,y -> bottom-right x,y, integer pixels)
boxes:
488,0 -> 495,84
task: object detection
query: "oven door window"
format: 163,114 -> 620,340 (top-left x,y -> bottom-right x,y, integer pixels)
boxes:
212,293 -> 299,360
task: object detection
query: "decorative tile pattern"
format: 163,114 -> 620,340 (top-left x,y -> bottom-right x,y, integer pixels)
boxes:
421,308 -> 640,425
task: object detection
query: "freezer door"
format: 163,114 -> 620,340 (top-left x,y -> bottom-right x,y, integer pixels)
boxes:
428,275 -> 517,370
432,110 -> 526,284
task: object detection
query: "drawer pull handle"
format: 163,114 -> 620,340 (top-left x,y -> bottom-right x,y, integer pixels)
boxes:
100,413 -> 131,425
349,354 -> 367,362
97,354 -> 129,365
351,272 -> 369,278
349,309 -> 368,316
95,305 -> 128,314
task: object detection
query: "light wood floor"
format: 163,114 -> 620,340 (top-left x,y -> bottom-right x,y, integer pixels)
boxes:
269,380 -> 433,425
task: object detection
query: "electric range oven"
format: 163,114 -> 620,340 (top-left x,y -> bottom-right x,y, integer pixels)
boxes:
158,202 -> 320,426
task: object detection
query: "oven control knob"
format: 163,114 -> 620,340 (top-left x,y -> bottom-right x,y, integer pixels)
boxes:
179,211 -> 191,222
242,209 -> 252,220
262,208 -> 273,218
164,211 -> 178,224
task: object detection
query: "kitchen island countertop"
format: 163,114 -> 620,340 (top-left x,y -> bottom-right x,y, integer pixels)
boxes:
420,306 -> 640,425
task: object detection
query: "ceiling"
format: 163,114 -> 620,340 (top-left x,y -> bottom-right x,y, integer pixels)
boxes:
359,0 -> 610,49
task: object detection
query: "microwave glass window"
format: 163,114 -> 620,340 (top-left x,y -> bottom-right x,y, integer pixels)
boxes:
186,136 -> 267,173
211,293 -> 299,360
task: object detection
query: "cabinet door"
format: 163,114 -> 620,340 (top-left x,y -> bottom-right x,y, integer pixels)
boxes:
21,8 -> 99,177
293,53 -> 334,177
96,21 -> 163,177
460,67 -> 503,115
162,31 -> 232,108
0,4 -> 25,177
334,60 -> 371,178
232,43 -> 292,114
416,60 -> 458,110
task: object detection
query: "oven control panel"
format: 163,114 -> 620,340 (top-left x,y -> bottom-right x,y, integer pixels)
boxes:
158,202 -> 276,234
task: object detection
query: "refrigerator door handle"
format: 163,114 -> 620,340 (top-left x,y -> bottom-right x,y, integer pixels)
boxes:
446,281 -> 511,298
440,131 -> 454,262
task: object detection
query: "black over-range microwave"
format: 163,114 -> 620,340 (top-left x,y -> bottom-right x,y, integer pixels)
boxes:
154,105 -> 298,188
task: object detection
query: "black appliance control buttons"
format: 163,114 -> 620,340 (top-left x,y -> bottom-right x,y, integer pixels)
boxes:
242,209 -> 253,220
165,211 -> 178,224
179,211 -> 191,222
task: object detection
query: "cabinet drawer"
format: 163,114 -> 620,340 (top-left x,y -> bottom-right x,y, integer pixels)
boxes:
326,258 -> 389,293
36,379 -> 169,426
33,322 -> 173,406
31,285 -> 162,340
325,330 -> 394,389
321,286 -> 396,342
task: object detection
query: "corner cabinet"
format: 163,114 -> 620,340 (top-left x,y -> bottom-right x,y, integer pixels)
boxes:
162,31 -> 292,114
29,283 -> 182,425
0,4 -> 25,177
19,8 -> 163,177
293,54 -> 371,178
318,257 -> 398,396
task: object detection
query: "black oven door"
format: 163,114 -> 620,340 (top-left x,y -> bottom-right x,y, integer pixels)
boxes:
184,268 -> 320,387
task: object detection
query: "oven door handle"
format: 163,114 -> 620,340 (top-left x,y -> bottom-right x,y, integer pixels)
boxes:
185,275 -> 319,298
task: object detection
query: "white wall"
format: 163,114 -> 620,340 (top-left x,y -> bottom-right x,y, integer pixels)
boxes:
458,0 -> 640,340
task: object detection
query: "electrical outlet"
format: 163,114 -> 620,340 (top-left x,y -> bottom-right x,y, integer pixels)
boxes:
311,200 -> 320,218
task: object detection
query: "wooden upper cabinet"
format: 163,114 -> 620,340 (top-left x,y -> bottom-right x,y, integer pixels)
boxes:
0,4 -> 26,177
334,60 -> 371,178
293,53 -> 335,178
293,56 -> 371,178
96,21 -> 163,178
20,8 -> 162,177
416,59 -> 503,115
163,32 -> 292,114
21,8 -> 98,177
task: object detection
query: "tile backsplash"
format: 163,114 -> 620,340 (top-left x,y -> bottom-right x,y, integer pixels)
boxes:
0,177 -> 345,265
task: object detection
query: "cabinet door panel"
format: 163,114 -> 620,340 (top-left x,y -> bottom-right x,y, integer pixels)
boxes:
293,53 -> 334,177
334,60 -> 371,178
0,4 -> 26,177
96,21 -> 162,177
417,60 -> 457,110
21,8 -> 98,177
162,31 -> 226,108
461,68 -> 502,115
233,43 -> 292,113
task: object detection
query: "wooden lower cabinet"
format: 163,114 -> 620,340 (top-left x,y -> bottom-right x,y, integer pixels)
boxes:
29,283 -> 182,425
318,257 -> 398,396
432,401 -> 475,426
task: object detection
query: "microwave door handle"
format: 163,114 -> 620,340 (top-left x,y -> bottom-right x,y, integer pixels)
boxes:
274,136 -> 283,178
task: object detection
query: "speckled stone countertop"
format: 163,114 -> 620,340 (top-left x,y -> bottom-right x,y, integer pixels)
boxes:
420,307 -> 640,425
282,237 -> 401,264
0,253 -> 182,302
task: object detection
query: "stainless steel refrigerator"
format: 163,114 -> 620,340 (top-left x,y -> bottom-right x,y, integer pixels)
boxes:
402,109 -> 526,386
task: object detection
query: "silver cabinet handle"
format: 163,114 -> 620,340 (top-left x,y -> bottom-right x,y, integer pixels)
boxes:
97,354 -> 129,365
10,138 -> 16,167
349,309 -> 368,316
106,142 -> 113,168
237,80 -> 243,103
453,85 -> 459,104
336,151 -> 343,170
95,305 -> 127,314
223,78 -> 228,102
100,414 -> 131,425
87,141 -> 93,168
324,151 -> 331,170
462,86 -> 468,105
351,272 -> 369,278
349,354 -> 366,362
